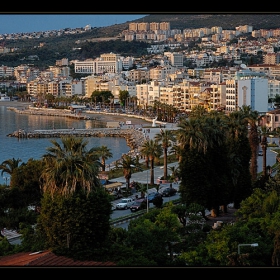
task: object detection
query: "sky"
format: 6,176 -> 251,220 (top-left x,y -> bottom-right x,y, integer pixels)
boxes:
0,14 -> 148,34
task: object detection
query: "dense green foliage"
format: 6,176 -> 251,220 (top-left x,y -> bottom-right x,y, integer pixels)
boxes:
1,104 -> 280,266
36,189 -> 112,260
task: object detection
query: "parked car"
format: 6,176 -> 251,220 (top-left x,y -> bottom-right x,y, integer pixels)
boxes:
129,198 -> 147,212
147,192 -> 162,203
161,187 -> 177,197
258,150 -> 263,156
116,198 -> 134,210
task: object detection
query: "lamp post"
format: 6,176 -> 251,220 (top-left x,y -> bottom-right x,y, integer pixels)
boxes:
238,243 -> 258,254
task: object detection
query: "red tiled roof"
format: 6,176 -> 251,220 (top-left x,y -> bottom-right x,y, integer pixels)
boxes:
0,250 -> 116,267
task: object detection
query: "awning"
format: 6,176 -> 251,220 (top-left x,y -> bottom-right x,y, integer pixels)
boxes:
104,182 -> 123,190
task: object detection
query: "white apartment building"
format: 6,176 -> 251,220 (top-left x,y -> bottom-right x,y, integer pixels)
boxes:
74,59 -> 95,74
74,53 -> 122,75
164,52 -> 184,67
225,69 -> 268,113
122,56 -> 134,70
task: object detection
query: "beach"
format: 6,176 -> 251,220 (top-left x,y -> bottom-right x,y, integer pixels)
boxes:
1,101 -> 172,166
0,101 -> 153,127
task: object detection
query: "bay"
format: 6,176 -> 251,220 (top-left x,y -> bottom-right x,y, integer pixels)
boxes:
0,103 -> 130,185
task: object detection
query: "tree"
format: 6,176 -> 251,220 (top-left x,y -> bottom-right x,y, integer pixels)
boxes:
118,90 -> 129,107
40,136 -> 101,198
115,154 -> 139,192
9,158 -> 44,208
140,139 -> 163,185
36,189 -> 112,260
177,111 -> 232,217
35,136 -> 113,260
240,105 -> 260,182
0,158 -> 22,186
154,129 -> 176,180
94,145 -> 113,172
225,110 -> 253,209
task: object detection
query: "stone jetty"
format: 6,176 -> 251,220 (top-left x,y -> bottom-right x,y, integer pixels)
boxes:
7,128 -> 146,158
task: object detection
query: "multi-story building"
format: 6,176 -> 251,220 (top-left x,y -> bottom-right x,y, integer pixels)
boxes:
268,78 -> 280,101
225,69 -> 268,114
127,68 -> 150,84
74,53 -> 122,75
263,53 -> 280,64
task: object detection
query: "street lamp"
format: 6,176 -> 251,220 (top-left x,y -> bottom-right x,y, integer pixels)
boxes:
238,243 -> 258,254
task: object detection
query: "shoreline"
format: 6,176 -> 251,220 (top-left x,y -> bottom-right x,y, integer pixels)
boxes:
1,101 -> 157,126
2,101 -> 167,164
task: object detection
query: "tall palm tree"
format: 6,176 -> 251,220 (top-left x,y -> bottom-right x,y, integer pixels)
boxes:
176,117 -> 208,154
140,139 -> 163,185
94,145 -> 113,172
259,125 -> 269,177
115,154 -> 139,191
154,129 -> 176,180
240,105 -> 260,182
40,136 -> 101,198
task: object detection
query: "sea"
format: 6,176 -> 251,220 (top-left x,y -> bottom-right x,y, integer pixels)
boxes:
0,103 -> 130,185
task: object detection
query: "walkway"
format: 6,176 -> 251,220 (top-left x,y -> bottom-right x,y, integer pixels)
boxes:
108,122 -> 180,187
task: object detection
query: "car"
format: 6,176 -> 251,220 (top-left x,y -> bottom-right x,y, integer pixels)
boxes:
147,192 -> 162,203
116,198 -> 134,210
161,187 -> 177,197
258,150 -> 263,156
129,198 -> 147,212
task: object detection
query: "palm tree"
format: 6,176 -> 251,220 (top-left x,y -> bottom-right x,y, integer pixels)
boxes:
168,165 -> 180,183
259,125 -> 269,177
240,105 -> 260,182
0,157 -> 22,176
94,145 -> 113,172
154,129 -> 176,180
140,139 -> 163,185
169,144 -> 183,163
0,157 -> 23,186
115,154 -> 139,191
176,117 -> 208,154
40,136 -> 101,198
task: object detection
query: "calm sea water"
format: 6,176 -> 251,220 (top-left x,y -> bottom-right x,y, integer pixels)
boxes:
0,103 -> 130,185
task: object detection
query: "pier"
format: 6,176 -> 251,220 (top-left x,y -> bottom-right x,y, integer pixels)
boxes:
7,128 -> 146,157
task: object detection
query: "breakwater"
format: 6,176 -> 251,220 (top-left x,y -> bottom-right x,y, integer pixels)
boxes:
7,128 -> 146,156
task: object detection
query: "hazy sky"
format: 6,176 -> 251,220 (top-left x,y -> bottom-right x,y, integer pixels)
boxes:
0,14 -> 147,34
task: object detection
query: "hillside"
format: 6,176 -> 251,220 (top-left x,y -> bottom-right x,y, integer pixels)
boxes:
137,13 -> 280,30
1,13 -> 280,68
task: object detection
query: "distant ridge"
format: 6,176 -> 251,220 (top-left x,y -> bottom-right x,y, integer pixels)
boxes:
131,13 -> 280,31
